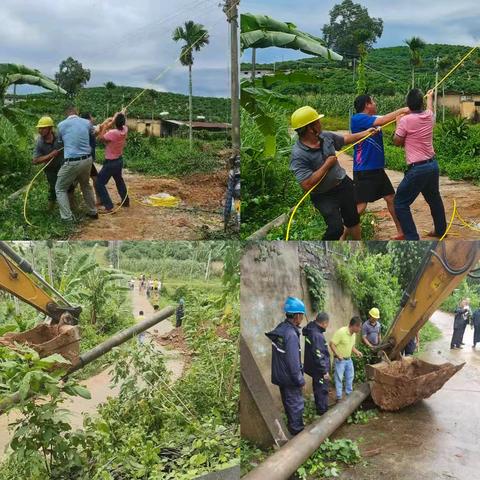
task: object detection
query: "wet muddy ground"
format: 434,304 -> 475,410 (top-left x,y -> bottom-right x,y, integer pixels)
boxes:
72,167 -> 226,240
337,151 -> 480,240
334,310 -> 480,480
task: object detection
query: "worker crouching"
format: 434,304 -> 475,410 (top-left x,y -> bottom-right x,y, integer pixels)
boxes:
265,296 -> 306,436
303,312 -> 331,416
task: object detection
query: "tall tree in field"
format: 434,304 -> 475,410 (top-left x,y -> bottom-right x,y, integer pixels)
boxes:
322,0 -> 383,57
55,57 -> 91,100
172,21 -> 210,149
405,37 -> 426,88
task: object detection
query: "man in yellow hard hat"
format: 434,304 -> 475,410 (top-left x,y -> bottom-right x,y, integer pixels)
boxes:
361,307 -> 382,349
290,106 -> 378,240
33,116 -> 74,210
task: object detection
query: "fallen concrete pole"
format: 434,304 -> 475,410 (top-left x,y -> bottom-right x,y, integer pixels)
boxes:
243,383 -> 371,480
66,306 -> 175,375
195,465 -> 240,480
247,210 -> 291,240
0,307 -> 174,414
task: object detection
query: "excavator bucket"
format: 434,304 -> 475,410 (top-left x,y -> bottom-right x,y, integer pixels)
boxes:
0,324 -> 81,366
366,357 -> 464,411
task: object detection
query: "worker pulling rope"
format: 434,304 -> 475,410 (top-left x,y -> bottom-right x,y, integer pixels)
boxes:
23,0 -> 238,228
285,45 -> 479,241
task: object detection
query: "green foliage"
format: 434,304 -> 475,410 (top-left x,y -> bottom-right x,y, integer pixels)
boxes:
441,278 -> 480,312
304,265 -> 327,311
55,57 -> 91,99
347,408 -> 378,424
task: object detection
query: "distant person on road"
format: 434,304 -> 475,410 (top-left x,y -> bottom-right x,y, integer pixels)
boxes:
137,310 -> 146,344
33,116 -> 74,211
351,95 -> 409,240
153,304 -> 160,312
289,106 -> 378,240
265,297 -> 306,435
330,317 -> 363,402
451,299 -> 471,349
361,308 -> 382,349
56,106 -> 98,222
176,298 -> 185,328
303,312 -> 331,416
472,307 -> 480,348
96,111 -> 130,214
393,89 -> 447,240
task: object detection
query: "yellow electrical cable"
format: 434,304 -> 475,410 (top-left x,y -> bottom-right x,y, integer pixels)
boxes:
285,45 -> 479,241
23,0 -> 238,228
439,199 -> 457,241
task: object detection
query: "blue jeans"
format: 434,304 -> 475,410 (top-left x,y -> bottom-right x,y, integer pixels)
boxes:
394,160 -> 446,240
334,358 -> 354,399
96,158 -> 129,210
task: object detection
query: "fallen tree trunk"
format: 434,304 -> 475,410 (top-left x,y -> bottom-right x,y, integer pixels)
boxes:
243,383 -> 371,480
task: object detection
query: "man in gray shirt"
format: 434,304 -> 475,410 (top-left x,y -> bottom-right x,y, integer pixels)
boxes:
362,307 -> 382,348
290,106 -> 378,240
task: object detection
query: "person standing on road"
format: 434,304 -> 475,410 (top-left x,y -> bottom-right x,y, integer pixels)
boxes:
265,296 -> 306,435
137,310 -> 146,344
393,89 -> 447,240
96,112 -> 130,214
176,298 -> 185,328
451,299 -> 471,349
33,116 -> 75,211
329,317 -> 363,402
361,307 -> 382,349
351,95 -> 408,240
56,106 -> 98,221
472,307 -> 480,348
289,106 -> 379,240
303,312 -> 331,416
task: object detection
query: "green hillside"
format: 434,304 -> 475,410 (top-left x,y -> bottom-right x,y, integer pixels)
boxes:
8,86 -> 230,123
242,44 -> 480,95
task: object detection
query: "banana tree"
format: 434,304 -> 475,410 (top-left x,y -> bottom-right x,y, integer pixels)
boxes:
240,13 -> 342,158
0,63 -> 66,135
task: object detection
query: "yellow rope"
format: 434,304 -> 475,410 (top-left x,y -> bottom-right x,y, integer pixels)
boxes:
285,45 -> 479,241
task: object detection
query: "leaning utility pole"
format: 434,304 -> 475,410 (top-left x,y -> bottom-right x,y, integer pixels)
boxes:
434,56 -> 439,119
224,0 -> 240,156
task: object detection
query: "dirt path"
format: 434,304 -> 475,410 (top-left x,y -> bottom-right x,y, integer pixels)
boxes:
334,132 -> 480,240
335,310 -> 480,480
71,166 -> 226,240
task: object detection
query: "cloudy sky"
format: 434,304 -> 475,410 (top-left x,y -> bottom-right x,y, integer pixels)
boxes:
241,0 -> 479,63
1,0 -> 232,97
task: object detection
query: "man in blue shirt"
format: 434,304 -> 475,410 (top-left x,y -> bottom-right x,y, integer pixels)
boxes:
56,106 -> 98,221
351,95 -> 409,239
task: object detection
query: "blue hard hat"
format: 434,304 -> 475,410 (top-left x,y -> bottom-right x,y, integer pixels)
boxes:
284,296 -> 306,314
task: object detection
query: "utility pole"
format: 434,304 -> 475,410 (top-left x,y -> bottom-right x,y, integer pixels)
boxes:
434,56 -> 439,120
251,48 -> 256,84
224,0 -> 240,156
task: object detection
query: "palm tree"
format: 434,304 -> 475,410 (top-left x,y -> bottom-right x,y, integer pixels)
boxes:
0,63 -> 66,134
405,37 -> 426,89
172,21 -> 210,149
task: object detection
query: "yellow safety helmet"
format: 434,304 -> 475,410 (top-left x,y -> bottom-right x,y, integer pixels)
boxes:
369,307 -> 380,319
291,106 -> 325,130
36,116 -> 55,129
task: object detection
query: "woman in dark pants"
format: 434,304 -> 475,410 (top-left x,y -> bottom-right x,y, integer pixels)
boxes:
96,112 -> 130,213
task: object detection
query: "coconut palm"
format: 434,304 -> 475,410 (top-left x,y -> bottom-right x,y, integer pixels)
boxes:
0,63 -> 66,134
172,21 -> 210,149
405,37 -> 426,89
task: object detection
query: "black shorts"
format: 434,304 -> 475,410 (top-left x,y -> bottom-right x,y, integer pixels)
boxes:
310,176 -> 360,240
353,169 -> 395,204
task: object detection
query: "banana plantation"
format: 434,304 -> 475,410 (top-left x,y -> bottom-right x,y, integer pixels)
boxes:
0,241 -> 240,479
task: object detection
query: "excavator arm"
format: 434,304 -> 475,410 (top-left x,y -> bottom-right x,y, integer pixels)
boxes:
381,240 -> 480,359
0,242 -> 81,323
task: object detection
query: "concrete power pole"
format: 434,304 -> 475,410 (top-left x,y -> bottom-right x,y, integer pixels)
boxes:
434,56 -> 439,120
224,0 -> 240,156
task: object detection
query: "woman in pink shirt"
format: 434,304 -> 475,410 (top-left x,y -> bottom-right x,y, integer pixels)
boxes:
393,89 -> 446,240
96,112 -> 129,213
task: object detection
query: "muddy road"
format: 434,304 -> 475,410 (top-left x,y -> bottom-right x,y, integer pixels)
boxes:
336,148 -> 480,241
71,166 -> 226,240
335,310 -> 480,480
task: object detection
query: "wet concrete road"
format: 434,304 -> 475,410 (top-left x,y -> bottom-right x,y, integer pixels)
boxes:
334,310 -> 480,480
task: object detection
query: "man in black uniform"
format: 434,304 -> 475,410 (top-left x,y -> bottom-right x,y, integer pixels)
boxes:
303,312 -> 331,415
265,296 -> 306,435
